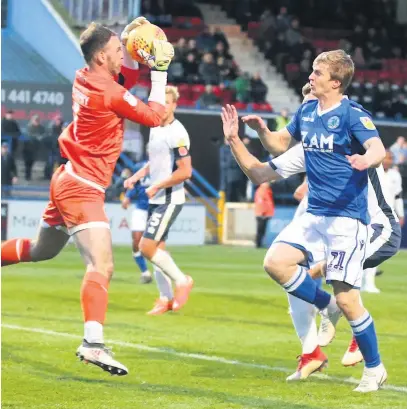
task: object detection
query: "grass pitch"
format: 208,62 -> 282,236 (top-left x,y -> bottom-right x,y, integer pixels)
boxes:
2,245 -> 407,409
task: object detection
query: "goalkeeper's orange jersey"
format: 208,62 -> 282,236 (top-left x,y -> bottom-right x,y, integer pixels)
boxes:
59,65 -> 165,188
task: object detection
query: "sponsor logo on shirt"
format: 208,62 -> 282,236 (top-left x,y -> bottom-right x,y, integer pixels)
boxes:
124,91 -> 138,107
302,132 -> 334,152
360,116 -> 376,130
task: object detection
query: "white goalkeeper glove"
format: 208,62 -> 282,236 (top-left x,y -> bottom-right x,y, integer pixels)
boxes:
121,16 -> 150,45
137,39 -> 174,71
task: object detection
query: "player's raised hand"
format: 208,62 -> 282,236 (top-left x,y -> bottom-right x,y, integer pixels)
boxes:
346,154 -> 370,171
221,104 -> 239,141
241,114 -> 267,133
121,16 -> 150,45
137,40 -> 174,71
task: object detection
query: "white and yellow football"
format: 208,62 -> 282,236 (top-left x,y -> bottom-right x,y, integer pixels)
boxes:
126,23 -> 167,64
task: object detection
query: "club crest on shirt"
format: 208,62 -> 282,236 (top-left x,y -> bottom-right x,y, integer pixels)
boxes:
360,116 -> 376,130
327,116 -> 340,129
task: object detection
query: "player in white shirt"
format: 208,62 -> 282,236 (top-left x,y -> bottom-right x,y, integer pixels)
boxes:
364,150 -> 405,291
124,86 -> 193,315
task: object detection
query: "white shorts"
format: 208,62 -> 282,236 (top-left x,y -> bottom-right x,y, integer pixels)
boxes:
131,208 -> 148,232
273,212 -> 368,288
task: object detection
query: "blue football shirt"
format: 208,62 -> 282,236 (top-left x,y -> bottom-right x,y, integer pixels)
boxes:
125,161 -> 150,211
286,97 -> 380,225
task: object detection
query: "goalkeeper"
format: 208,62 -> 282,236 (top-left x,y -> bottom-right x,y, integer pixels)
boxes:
1,17 -> 173,377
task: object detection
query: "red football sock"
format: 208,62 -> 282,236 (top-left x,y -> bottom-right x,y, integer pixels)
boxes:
80,271 -> 109,324
1,238 -> 31,266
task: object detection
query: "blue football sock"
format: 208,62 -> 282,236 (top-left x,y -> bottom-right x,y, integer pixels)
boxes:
350,310 -> 381,368
283,266 -> 331,310
133,251 -> 148,273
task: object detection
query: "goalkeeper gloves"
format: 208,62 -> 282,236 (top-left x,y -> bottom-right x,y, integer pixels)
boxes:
121,16 -> 150,44
137,39 -> 174,71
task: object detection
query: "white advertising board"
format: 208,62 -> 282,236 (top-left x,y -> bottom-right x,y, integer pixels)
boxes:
2,200 -> 206,246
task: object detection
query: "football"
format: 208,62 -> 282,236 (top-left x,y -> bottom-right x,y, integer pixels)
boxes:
126,23 -> 167,64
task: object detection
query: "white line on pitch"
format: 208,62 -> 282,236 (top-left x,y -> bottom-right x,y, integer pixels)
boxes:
2,323 -> 407,394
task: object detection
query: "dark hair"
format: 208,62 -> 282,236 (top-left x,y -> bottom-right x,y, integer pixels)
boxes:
79,22 -> 116,64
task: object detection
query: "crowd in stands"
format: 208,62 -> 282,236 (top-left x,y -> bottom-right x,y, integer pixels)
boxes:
134,1 -> 271,109
217,0 -> 407,120
1,110 -> 66,193
165,30 -> 269,108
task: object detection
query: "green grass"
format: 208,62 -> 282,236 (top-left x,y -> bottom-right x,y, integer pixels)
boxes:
2,245 -> 407,409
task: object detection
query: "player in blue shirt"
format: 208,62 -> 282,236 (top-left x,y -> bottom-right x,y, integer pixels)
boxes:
223,50 -> 387,392
121,161 -> 152,284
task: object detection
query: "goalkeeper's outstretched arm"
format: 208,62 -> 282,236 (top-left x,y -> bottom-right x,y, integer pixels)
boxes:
221,105 -> 282,185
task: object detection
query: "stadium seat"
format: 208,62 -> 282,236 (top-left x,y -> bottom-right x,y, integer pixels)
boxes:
178,83 -> 192,100
191,84 -> 205,100
235,102 -> 248,111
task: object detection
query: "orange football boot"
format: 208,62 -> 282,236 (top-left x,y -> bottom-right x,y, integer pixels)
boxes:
172,275 -> 194,311
147,298 -> 173,315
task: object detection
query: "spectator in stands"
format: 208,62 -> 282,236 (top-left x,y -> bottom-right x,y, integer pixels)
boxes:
364,28 -> 383,69
197,85 -> 221,108
186,38 -> 200,59
174,37 -> 188,60
276,6 -> 290,32
285,18 -> 301,48
1,110 -> 21,157
390,136 -> 406,165
1,142 -> 18,198
44,115 -> 63,180
196,26 -> 216,52
275,108 -> 290,131
217,56 -> 235,83
392,94 -> 407,120
254,182 -> 275,248
257,9 -> 276,47
234,71 -> 250,103
350,24 -> 365,49
352,47 -> 366,69
198,53 -> 220,85
212,27 -> 229,51
219,138 -> 246,202
250,72 -> 268,103
212,41 -> 231,62
167,54 -> 184,84
183,52 -> 200,84
24,114 -> 45,181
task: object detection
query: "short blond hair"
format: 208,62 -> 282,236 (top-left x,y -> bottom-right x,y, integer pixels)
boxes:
314,49 -> 354,93
302,83 -> 311,97
166,86 -> 180,102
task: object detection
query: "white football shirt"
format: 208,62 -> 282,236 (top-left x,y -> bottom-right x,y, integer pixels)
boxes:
148,119 -> 190,205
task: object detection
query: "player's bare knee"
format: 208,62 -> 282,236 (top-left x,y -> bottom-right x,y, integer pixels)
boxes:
139,239 -> 156,260
87,261 -> 114,280
263,254 -> 285,279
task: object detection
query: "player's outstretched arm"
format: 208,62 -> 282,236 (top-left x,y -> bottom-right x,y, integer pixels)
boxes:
124,163 -> 150,189
146,156 -> 192,199
346,138 -> 386,171
241,114 -> 291,156
221,105 -> 281,184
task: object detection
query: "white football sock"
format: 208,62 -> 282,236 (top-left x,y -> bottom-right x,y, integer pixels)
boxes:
363,267 -> 377,288
151,248 -> 187,285
288,293 -> 319,354
154,266 -> 174,300
84,321 -> 104,344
